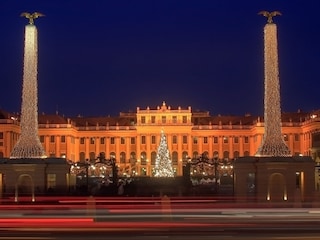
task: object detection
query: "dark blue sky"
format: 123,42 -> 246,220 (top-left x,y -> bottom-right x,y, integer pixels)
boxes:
0,0 -> 319,117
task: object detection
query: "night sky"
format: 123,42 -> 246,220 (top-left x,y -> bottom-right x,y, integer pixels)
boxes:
0,0 -> 319,117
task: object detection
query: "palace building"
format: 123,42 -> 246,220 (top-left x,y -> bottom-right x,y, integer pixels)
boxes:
0,101 -> 320,178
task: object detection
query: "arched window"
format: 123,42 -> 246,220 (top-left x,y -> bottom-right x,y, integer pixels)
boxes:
110,152 -> 116,160
202,151 -> 209,158
223,151 -> 229,160
172,151 -> 178,165
192,151 -> 198,159
151,151 -> 157,165
234,151 -> 239,159
213,151 -> 219,159
244,151 -> 250,156
130,152 -> 136,164
182,151 -> 189,164
120,152 -> 126,163
140,152 -> 147,165
89,152 -> 96,162
79,152 -> 85,162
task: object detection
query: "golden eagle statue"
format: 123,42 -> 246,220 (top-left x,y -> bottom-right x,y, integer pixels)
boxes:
258,11 -> 281,23
20,12 -> 45,25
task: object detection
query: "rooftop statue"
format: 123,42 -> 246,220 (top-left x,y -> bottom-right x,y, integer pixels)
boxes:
258,11 -> 281,23
20,12 -> 45,25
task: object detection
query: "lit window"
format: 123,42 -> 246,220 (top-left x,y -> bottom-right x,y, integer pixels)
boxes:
151,116 -> 156,124
182,116 -> 187,124
141,116 -> 146,124
47,174 -> 56,190
162,116 -> 166,124
172,116 -> 177,124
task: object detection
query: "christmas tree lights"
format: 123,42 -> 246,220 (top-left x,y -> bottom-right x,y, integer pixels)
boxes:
154,129 -> 174,177
10,23 -> 46,158
255,21 -> 291,157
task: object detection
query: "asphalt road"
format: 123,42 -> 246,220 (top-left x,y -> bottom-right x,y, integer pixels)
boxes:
1,197 -> 320,239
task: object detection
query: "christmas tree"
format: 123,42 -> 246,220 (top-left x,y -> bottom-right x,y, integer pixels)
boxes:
154,129 -> 174,177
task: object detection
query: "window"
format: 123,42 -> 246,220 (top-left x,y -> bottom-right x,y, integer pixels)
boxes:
50,136 -> 55,143
183,135 -> 188,144
213,136 -> 218,144
90,137 -> 95,144
131,137 -> 135,144
79,152 -> 85,161
172,116 -> 177,124
120,152 -> 126,163
80,137 -> 85,144
151,116 -> 156,124
244,136 -> 249,143
234,137 -> 239,144
120,137 -> 125,144
182,116 -> 187,123
89,152 -> 95,161
161,116 -> 166,124
110,152 -> 116,159
141,152 -> 147,165
172,151 -> 178,165
110,137 -> 115,144
40,135 -> 44,143
141,136 -> 146,144
203,137 -> 208,144
141,116 -> 146,124
61,135 -> 66,143
283,134 -> 288,141
151,135 -> 156,144
0,132 -> 3,139
47,174 -> 56,190
193,137 -> 198,144
223,136 -> 228,144
151,151 -> 156,165
100,137 -> 105,144
294,134 -> 299,141
172,135 -> 177,144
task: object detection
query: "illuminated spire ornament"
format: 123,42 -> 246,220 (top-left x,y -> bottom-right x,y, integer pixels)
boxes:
154,129 -> 174,177
10,13 -> 46,159
256,11 -> 291,157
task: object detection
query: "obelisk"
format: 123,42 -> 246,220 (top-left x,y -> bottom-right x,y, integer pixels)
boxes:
255,11 -> 291,157
10,13 -> 46,159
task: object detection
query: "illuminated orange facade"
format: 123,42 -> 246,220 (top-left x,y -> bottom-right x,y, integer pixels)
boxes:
1,102 -> 320,177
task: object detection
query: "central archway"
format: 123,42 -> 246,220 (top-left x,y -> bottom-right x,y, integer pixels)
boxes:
15,174 -> 35,202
